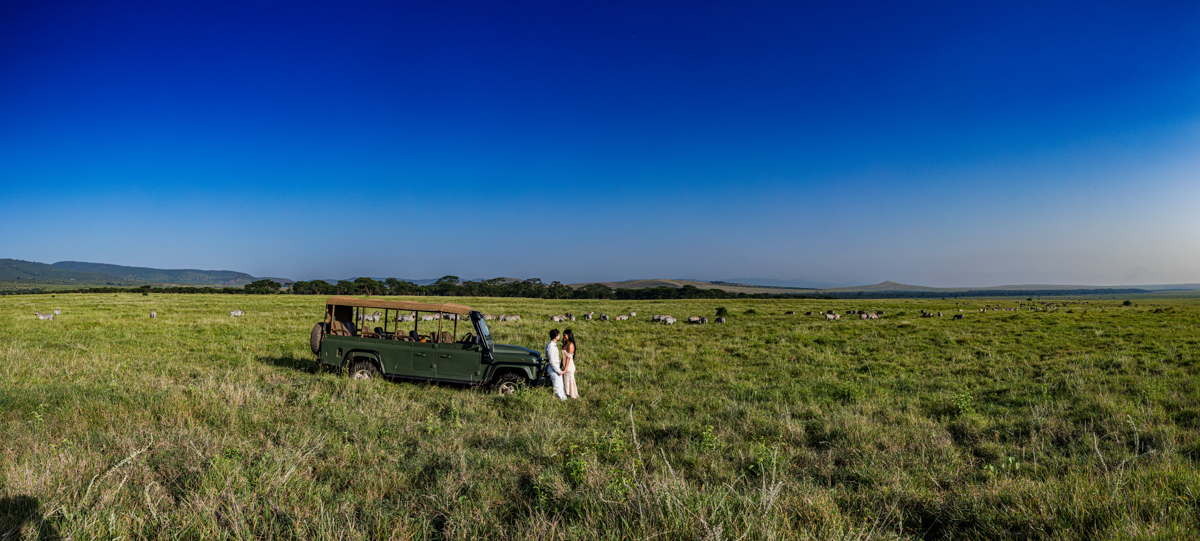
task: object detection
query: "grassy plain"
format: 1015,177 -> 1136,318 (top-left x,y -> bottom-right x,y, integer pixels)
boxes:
2,293 -> 1199,539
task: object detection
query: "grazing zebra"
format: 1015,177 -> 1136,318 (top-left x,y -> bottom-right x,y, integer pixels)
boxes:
53,309 -> 61,315
35,310 -> 53,320
150,310 -> 157,319
230,310 -> 245,317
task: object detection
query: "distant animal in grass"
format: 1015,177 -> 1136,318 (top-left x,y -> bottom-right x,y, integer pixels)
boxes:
629,311 -> 636,317
150,310 -> 157,319
615,314 -> 629,321
715,317 -> 726,324
35,310 -> 53,320
53,309 -> 61,315
230,310 -> 245,317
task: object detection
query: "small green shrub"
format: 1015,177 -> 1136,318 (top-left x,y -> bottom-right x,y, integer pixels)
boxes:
716,307 -> 729,317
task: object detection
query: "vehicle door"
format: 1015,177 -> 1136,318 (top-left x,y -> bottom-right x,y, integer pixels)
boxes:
410,341 -> 437,378
376,338 -> 413,376
436,334 -> 485,382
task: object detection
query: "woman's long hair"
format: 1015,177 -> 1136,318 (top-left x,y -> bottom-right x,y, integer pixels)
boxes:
562,329 -> 576,350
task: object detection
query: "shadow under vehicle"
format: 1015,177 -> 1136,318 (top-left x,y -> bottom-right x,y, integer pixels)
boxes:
310,296 -> 546,394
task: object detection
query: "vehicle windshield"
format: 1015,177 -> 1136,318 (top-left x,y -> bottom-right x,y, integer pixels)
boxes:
474,313 -> 494,350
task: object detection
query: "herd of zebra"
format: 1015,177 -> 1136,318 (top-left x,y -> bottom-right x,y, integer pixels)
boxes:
33,300 -> 1115,325
545,311 -> 730,325
353,311 -> 522,324
33,308 -> 247,320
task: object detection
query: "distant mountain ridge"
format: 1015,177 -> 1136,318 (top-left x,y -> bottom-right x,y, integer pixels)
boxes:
53,261 -> 256,285
0,258 -> 139,285
718,277 -> 855,289
6,257 -> 1198,293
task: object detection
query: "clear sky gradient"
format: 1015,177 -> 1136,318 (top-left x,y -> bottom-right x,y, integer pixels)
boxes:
3,1 -> 1198,286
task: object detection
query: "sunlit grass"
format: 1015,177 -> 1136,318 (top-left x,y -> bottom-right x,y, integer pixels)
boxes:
2,294 -> 1199,539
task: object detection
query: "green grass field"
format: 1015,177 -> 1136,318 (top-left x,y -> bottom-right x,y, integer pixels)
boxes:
2,294 -> 1199,539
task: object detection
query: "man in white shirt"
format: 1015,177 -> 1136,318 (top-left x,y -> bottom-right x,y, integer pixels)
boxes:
545,329 -> 567,401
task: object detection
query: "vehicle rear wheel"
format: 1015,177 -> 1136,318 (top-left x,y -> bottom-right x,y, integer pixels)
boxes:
310,323 -> 324,355
493,372 -> 525,396
350,360 -> 380,380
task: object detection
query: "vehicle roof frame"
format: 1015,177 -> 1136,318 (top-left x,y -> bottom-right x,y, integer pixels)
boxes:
324,296 -> 476,316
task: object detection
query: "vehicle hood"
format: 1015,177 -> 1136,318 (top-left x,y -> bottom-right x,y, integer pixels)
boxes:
494,343 -> 543,361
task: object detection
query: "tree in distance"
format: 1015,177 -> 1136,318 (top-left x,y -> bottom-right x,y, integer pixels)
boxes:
244,279 -> 281,294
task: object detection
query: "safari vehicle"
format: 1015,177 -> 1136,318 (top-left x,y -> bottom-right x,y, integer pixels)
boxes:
309,296 -> 545,394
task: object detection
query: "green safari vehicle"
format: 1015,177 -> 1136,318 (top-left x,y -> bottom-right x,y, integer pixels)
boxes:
310,296 -> 546,394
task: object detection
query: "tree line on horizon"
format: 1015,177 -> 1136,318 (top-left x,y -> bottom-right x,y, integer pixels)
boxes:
287,276 -> 752,299
4,275 -> 1150,300
32,276 -> 766,299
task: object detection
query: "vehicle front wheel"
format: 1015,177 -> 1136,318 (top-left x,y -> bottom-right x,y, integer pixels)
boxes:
350,360 -> 380,380
492,373 -> 525,396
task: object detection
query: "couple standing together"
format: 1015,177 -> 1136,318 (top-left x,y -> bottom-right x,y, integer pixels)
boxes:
546,329 -> 579,400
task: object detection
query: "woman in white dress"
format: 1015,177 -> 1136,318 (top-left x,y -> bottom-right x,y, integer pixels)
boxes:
562,329 -> 579,399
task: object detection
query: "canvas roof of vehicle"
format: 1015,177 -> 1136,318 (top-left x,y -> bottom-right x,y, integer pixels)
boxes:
324,296 -> 475,316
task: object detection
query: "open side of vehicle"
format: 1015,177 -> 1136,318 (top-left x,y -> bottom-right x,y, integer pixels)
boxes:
311,296 -> 545,394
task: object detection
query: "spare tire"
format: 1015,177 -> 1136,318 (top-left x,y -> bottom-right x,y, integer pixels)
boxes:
310,322 -> 324,355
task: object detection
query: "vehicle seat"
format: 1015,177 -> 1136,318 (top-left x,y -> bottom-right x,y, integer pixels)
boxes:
332,320 -> 358,337
437,331 -> 452,344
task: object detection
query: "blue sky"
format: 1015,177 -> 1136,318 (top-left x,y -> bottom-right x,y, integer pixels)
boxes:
2,0 -> 1198,286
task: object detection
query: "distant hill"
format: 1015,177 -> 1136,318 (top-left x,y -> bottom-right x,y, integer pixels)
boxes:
719,277 -> 852,289
822,281 -> 1187,293
570,279 -> 822,296
822,281 -> 948,292
0,259 -> 137,285
52,261 -> 257,286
